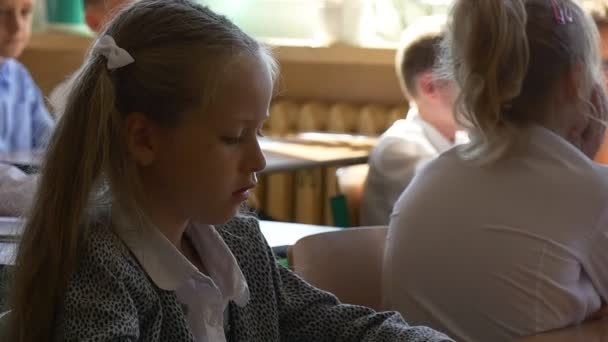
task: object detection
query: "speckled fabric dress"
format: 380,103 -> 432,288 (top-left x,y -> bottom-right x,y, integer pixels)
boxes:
55,215 -> 453,342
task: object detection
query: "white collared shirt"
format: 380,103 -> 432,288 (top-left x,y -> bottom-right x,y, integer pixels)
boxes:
384,126 -> 608,342
361,108 -> 462,225
116,219 -> 249,342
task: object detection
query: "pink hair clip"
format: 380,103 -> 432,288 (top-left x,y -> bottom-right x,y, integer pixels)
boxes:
550,0 -> 573,25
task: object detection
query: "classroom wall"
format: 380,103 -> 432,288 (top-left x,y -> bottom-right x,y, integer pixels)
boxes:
20,31 -> 405,106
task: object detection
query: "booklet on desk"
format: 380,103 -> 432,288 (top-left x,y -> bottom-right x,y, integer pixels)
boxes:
0,217 -> 22,241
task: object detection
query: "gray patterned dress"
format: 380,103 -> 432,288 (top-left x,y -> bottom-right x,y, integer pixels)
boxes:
55,215 -> 453,342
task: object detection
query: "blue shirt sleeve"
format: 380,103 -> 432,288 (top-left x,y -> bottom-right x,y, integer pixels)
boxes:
0,59 -> 55,152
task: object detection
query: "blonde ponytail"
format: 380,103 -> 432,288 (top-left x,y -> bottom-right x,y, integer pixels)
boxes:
446,0 -> 529,161
7,57 -> 119,341
440,0 -> 603,163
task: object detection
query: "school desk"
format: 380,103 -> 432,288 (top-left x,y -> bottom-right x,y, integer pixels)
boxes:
0,133 -> 376,174
0,217 -> 340,265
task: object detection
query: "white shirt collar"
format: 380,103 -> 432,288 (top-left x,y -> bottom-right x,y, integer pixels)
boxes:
527,125 -> 593,162
114,214 -> 250,307
406,107 -> 453,153
464,124 -> 591,165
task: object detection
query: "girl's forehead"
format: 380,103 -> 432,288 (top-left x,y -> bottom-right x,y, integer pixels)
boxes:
215,57 -> 272,98
190,58 -> 272,125
223,54 -> 273,83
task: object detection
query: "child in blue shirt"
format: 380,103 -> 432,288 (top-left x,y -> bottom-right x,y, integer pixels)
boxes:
0,0 -> 54,152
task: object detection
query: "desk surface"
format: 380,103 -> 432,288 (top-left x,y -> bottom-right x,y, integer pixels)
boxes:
0,150 -> 42,168
0,217 -> 340,264
513,320 -> 608,342
258,220 -> 341,247
0,133 -> 376,174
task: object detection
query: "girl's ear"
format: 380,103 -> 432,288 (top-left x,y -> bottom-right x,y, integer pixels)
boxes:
590,83 -> 608,122
583,85 -> 608,158
124,112 -> 157,166
566,84 -> 607,159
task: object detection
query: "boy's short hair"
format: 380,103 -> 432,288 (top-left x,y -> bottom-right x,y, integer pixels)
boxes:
395,15 -> 446,101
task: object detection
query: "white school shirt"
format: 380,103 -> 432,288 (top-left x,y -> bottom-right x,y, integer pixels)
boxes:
383,125 -> 608,342
360,108 -> 454,226
117,219 -> 250,342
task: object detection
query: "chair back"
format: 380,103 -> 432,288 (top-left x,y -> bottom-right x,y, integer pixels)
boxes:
290,226 -> 387,310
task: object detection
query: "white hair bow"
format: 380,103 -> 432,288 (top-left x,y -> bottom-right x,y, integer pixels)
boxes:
92,35 -> 135,70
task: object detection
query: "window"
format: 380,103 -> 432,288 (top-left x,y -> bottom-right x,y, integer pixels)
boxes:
202,0 -> 451,47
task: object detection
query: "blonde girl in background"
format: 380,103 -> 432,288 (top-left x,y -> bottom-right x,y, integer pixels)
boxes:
383,0 -> 608,341
4,1 -> 453,341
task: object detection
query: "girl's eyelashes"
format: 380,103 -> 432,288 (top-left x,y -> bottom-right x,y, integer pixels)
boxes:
221,127 -> 265,145
220,136 -> 242,145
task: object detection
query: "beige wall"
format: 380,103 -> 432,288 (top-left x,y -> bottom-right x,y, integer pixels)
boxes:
19,31 -> 405,107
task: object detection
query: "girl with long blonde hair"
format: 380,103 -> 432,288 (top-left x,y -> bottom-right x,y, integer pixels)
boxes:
5,1 -> 452,341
